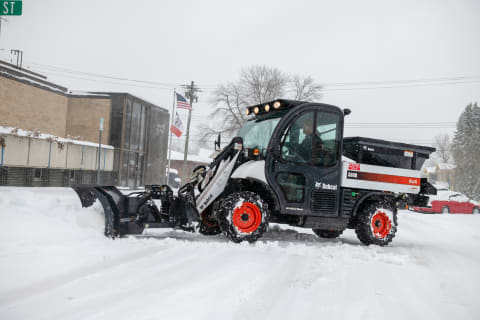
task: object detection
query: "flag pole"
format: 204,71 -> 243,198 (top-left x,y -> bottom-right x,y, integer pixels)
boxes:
166,89 -> 176,183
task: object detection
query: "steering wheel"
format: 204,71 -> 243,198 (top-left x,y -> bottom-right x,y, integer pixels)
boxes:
281,144 -> 307,163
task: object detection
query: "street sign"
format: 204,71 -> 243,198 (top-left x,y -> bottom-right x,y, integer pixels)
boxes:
1,1 -> 22,16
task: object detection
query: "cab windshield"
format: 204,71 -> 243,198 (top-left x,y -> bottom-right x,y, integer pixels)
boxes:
237,113 -> 285,155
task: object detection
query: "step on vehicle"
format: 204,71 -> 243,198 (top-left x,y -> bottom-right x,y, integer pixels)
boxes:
73,100 -> 437,246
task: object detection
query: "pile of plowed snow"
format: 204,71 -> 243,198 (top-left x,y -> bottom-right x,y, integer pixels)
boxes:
1,187 -> 480,320
0,187 -> 105,242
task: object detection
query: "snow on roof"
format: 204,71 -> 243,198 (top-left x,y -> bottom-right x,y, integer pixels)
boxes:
0,70 -> 67,95
437,163 -> 456,170
169,148 -> 213,163
0,60 -> 68,94
0,61 -> 47,80
0,125 -> 114,149
68,91 -> 110,98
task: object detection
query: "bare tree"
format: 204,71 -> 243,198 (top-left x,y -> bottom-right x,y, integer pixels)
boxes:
198,82 -> 246,144
199,65 -> 323,144
240,65 -> 287,105
200,65 -> 287,142
289,75 -> 323,101
433,133 -> 451,163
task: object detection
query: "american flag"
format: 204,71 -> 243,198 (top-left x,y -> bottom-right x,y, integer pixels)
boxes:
176,93 -> 191,110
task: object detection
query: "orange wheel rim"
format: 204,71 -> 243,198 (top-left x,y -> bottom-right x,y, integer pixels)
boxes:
371,211 -> 392,239
232,202 -> 262,234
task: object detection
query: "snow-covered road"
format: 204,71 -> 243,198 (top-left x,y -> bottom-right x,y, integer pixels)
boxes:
1,187 -> 479,320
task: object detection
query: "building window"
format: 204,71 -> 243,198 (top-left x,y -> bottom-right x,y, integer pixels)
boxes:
33,168 -> 42,181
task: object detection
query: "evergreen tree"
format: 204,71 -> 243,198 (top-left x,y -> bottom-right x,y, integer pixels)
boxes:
452,102 -> 480,200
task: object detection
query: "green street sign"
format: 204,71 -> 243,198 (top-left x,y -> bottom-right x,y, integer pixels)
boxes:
1,1 -> 22,15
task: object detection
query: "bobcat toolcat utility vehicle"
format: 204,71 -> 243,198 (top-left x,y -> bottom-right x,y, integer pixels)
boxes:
74,100 -> 436,246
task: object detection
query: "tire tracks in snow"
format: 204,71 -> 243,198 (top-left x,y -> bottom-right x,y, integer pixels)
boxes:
0,241 -> 170,307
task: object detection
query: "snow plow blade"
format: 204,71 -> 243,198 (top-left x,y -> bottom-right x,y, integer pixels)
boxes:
72,184 -> 200,238
72,185 -> 128,238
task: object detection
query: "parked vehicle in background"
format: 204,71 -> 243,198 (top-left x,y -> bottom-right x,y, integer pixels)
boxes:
411,190 -> 479,214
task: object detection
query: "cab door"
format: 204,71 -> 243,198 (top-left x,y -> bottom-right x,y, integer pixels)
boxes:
265,104 -> 343,217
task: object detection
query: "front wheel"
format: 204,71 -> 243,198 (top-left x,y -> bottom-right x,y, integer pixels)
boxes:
217,191 -> 268,243
355,200 -> 397,246
441,206 -> 450,214
473,207 -> 480,214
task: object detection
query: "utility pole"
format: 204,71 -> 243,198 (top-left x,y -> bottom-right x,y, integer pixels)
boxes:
181,81 -> 200,182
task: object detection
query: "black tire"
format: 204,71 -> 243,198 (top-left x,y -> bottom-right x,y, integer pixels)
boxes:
217,191 -> 268,243
473,207 -> 480,214
313,229 -> 343,239
355,200 -> 397,246
441,206 -> 450,214
198,212 -> 222,235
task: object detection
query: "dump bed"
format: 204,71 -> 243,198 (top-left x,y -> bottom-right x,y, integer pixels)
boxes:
343,137 -> 435,170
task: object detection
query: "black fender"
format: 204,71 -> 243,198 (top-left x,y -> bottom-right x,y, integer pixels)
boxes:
224,178 -> 280,213
351,191 -> 396,217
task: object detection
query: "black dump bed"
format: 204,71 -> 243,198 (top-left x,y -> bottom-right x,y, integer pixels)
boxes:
343,137 -> 436,170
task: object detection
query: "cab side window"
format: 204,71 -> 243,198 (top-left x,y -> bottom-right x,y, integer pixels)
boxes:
313,112 -> 340,166
280,112 -> 314,164
280,111 -> 339,166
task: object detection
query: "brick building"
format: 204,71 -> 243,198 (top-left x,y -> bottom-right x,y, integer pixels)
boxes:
0,60 -> 169,188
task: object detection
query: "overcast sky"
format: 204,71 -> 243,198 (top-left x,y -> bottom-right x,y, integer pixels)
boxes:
1,0 -> 479,148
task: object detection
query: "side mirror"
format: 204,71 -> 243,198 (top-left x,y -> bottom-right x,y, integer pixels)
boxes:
343,108 -> 351,116
214,133 -> 221,151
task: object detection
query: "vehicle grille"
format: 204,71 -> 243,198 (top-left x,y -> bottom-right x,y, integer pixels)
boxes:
311,190 -> 337,215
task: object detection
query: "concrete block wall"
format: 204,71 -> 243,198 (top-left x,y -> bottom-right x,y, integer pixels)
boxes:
0,134 -> 113,171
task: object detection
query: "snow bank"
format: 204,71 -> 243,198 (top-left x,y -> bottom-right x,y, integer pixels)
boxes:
1,187 -> 480,320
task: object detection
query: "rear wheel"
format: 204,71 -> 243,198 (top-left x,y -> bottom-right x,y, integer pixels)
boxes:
355,200 -> 397,246
473,207 -> 480,214
313,229 -> 343,239
441,206 -> 450,214
217,191 -> 268,243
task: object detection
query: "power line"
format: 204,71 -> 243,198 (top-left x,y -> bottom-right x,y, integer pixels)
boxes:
321,79 -> 480,92
28,61 -> 181,88
322,75 -> 480,87
24,60 -> 480,93
36,69 -> 174,90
